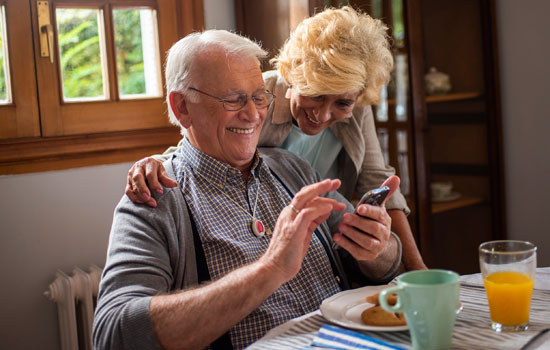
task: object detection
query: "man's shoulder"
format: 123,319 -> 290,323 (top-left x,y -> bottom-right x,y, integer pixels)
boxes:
118,183 -> 182,214
137,157 -> 183,208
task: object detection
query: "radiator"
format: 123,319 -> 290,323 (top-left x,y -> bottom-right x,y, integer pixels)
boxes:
44,265 -> 103,350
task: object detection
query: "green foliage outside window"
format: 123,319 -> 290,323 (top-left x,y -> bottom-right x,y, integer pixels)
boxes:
114,9 -> 146,96
57,8 -> 146,99
0,24 -> 6,101
392,0 -> 405,46
57,9 -> 104,99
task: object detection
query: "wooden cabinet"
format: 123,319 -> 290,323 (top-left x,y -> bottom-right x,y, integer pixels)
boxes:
347,0 -> 505,274
405,0 -> 506,274
235,0 -> 506,274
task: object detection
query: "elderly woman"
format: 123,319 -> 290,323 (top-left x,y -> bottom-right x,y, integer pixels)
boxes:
125,6 -> 427,271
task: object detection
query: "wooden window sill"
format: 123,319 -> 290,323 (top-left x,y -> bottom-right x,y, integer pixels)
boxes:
0,127 -> 182,175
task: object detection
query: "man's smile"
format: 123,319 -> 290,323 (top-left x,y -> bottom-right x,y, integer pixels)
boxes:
227,127 -> 254,134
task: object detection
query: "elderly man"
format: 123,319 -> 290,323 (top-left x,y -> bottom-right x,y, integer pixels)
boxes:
93,30 -> 402,350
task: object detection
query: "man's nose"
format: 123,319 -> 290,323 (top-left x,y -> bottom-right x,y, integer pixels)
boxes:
313,103 -> 331,123
239,98 -> 260,121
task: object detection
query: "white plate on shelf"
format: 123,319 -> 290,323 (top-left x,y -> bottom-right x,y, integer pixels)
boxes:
319,285 -> 408,332
431,192 -> 461,203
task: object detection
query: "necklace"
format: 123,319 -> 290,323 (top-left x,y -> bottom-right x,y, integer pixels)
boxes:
194,171 -> 269,238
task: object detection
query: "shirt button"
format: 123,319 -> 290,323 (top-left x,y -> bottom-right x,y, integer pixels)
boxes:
335,276 -> 341,284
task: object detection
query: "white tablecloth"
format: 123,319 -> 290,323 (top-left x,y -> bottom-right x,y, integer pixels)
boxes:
247,268 -> 550,350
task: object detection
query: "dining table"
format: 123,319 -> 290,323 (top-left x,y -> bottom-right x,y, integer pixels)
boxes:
246,267 -> 550,350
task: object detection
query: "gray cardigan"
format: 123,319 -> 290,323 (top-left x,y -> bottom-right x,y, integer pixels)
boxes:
93,147 -> 402,349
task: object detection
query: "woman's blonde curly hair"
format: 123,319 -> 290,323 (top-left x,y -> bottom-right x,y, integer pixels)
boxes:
272,6 -> 393,106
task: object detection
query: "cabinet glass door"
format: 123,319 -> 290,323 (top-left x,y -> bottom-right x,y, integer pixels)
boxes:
366,0 -> 419,232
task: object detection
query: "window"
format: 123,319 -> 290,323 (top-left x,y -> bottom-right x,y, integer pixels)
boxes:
0,5 -> 11,104
56,7 -> 110,102
0,0 -> 204,174
113,8 -> 163,100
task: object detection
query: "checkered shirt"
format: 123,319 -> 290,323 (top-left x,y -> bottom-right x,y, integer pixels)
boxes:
174,138 -> 341,349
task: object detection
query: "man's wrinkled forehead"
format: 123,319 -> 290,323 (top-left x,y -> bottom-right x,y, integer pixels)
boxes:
191,48 -> 264,93
193,46 -> 259,74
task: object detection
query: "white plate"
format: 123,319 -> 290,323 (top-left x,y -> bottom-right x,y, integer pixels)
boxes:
431,191 -> 461,202
320,285 -> 408,332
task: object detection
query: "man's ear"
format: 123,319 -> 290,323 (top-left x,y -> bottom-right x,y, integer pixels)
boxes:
169,91 -> 191,128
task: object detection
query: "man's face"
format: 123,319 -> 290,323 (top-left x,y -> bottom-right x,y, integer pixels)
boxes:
183,50 -> 267,172
286,87 -> 359,135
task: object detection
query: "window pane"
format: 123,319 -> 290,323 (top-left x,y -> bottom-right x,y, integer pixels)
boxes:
397,130 -> 410,195
371,0 -> 382,19
375,86 -> 388,122
56,8 -> 108,101
394,53 -> 408,122
377,128 -> 389,165
0,5 -> 11,104
391,0 -> 405,48
113,8 -> 161,99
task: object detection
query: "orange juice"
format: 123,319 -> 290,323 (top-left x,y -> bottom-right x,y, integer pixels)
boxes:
483,271 -> 534,326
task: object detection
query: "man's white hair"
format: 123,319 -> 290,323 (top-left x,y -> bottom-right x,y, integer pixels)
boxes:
164,30 -> 267,126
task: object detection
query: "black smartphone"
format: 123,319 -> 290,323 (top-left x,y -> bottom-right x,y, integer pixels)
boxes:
355,186 -> 390,214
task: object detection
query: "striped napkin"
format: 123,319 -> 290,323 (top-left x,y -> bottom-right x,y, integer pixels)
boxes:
310,325 -> 408,350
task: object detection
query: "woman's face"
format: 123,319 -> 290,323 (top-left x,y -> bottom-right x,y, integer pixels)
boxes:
286,87 -> 359,135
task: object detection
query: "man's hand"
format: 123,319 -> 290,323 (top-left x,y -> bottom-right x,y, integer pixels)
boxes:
125,157 -> 178,207
261,179 -> 347,282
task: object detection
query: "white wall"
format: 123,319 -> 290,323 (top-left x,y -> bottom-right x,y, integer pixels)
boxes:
0,0 -> 548,349
496,0 -> 550,266
0,163 -> 132,349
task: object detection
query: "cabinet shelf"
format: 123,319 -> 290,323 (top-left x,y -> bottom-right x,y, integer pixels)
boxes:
425,92 -> 482,103
428,112 -> 486,124
431,195 -> 485,214
386,91 -> 482,105
431,163 -> 489,176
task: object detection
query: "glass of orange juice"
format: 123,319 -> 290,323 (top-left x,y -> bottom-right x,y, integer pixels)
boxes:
479,240 -> 537,332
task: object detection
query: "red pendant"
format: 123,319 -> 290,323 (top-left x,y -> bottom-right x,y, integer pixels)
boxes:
252,219 -> 265,237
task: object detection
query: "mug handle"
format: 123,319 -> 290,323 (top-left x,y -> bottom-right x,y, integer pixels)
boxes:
379,286 -> 404,313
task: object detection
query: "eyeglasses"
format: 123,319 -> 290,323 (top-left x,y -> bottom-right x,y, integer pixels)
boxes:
188,87 -> 275,111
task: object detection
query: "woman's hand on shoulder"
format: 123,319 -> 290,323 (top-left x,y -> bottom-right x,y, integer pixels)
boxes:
125,157 -> 177,207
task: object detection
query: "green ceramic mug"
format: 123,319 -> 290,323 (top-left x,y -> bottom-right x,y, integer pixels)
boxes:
380,269 -> 460,350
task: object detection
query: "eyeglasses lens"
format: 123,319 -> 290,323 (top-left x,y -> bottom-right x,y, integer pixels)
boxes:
223,92 -> 274,111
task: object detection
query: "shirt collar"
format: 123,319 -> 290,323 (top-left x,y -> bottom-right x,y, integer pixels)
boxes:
175,137 -> 263,189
